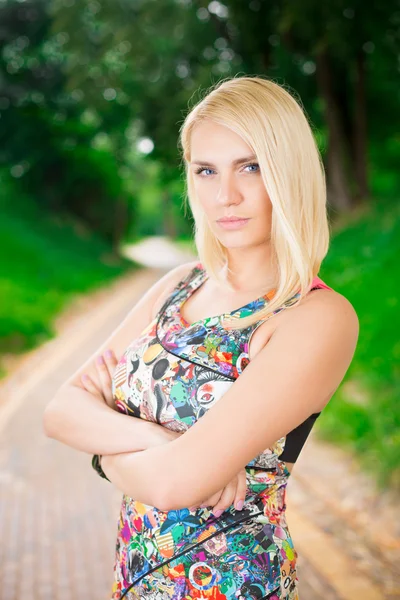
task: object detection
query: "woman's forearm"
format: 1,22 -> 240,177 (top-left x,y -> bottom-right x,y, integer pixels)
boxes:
43,384 -> 163,455
101,445 -> 173,509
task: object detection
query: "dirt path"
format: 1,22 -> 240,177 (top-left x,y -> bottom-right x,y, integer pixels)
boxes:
0,258 -> 398,599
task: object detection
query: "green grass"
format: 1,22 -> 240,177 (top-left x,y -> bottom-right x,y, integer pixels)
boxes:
0,194 -> 135,376
317,198 -> 400,491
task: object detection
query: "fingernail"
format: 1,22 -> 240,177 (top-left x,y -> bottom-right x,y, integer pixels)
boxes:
105,349 -> 113,358
97,356 -> 104,365
82,374 -> 89,381
213,509 -> 223,518
235,500 -> 244,511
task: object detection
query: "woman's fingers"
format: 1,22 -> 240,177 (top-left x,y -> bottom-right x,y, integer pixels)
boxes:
200,488 -> 224,508
94,352 -> 115,404
80,374 -> 102,399
79,350 -> 118,406
102,350 -> 119,407
189,470 -> 247,514
188,488 -> 223,511
233,469 -> 247,511
81,350 -> 118,407
103,349 -> 119,376
210,480 -> 236,516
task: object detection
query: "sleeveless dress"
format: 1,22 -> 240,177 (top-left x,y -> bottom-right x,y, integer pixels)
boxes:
93,262 -> 333,600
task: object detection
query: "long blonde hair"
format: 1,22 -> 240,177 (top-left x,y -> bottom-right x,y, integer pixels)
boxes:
178,75 -> 330,330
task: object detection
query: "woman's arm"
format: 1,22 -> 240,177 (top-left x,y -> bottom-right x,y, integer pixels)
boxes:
100,290 -> 359,511
43,383 -> 171,455
43,260 -> 199,454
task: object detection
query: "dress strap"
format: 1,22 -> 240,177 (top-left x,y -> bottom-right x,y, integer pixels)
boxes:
170,262 -> 205,307
309,275 -> 333,291
156,262 -> 203,326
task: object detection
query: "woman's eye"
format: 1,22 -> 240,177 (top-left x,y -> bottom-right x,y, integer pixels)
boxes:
244,163 -> 259,172
195,167 -> 214,176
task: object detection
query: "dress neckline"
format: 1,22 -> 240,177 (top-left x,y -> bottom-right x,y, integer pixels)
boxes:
178,263 -> 328,329
178,263 -> 279,329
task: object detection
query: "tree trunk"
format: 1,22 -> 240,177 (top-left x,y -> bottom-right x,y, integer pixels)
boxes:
315,49 -> 353,212
353,49 -> 369,202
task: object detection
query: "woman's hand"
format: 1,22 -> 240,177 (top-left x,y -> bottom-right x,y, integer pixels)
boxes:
80,349 -> 118,408
189,468 -> 248,515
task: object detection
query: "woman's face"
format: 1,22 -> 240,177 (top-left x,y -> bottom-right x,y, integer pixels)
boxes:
189,120 -> 272,250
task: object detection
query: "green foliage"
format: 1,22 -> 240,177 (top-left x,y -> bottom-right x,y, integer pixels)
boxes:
0,171 -> 134,372
1,0 -> 399,241
317,198 -> 400,490
0,0 -> 136,245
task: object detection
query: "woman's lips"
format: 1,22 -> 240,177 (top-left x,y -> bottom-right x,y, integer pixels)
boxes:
217,218 -> 250,230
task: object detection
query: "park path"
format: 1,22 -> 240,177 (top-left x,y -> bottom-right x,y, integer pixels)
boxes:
0,238 -> 399,600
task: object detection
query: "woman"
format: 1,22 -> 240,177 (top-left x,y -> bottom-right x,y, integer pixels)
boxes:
43,75 -> 359,599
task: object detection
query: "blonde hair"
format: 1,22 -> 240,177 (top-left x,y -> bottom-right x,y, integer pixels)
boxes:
178,75 -> 330,330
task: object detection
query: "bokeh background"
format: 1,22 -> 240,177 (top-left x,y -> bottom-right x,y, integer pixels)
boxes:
0,2 -> 399,595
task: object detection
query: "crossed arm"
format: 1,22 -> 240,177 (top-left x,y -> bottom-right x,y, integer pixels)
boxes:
101,291 -> 359,512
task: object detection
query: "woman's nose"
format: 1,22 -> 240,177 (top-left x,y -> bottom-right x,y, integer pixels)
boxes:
216,173 -> 242,206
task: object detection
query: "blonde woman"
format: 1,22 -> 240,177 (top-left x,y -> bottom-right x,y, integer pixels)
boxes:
43,75 -> 359,599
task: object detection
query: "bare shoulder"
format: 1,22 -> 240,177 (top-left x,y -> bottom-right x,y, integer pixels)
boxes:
302,287 -> 358,330
277,286 -> 359,369
150,259 -> 200,320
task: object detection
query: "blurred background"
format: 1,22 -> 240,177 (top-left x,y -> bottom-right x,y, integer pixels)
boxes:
0,1 -> 399,598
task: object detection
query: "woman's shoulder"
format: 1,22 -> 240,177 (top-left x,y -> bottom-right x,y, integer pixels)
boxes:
253,276 -> 358,359
269,284 -> 359,406
286,278 -> 359,342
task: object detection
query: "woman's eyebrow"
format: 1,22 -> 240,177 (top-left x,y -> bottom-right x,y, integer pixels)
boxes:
190,155 -> 257,166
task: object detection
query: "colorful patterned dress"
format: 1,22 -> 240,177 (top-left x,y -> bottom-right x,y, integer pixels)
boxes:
93,262 -> 333,600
